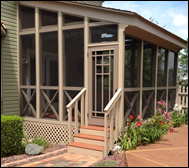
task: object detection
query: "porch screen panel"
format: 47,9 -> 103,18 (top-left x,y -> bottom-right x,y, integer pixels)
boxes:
124,36 -> 140,88
64,29 -> 84,87
20,34 -> 36,85
41,31 -> 58,86
90,24 -> 118,43
168,89 -> 176,112
40,9 -> 58,26
168,51 -> 176,86
157,48 -> 167,87
143,42 -> 156,87
20,5 -> 35,29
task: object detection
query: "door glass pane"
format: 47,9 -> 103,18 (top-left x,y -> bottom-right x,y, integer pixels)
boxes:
90,25 -> 118,43
97,66 -> 102,73
104,66 -> 109,73
40,9 -> 57,26
103,56 -> 109,64
41,31 -> 58,86
104,75 -> 109,108
93,57 -> 95,111
20,5 -> 35,29
97,57 -> 102,64
21,34 -> 36,85
97,75 -> 102,111
157,48 -> 166,87
64,28 -> 84,86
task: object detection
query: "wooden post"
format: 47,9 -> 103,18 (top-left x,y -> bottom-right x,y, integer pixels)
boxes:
154,45 -> 158,114
35,7 -> 40,119
139,40 -> 144,117
104,114 -> 108,157
166,50 -> 170,112
118,24 -> 126,130
68,107 -> 72,143
110,109 -> 113,150
58,11 -> 63,122
84,16 -> 89,126
81,94 -> 84,127
75,101 -> 78,134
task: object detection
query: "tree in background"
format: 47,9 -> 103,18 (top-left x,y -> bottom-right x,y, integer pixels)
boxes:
178,39 -> 188,86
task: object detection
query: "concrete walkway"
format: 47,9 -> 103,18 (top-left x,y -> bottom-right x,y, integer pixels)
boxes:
126,125 -> 188,167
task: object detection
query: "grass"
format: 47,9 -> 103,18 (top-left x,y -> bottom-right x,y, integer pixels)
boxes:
93,160 -> 118,167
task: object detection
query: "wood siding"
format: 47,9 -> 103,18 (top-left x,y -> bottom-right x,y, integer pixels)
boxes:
72,1 -> 104,6
1,1 -> 19,115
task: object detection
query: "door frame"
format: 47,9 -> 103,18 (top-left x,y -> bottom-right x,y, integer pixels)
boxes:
88,45 -> 118,126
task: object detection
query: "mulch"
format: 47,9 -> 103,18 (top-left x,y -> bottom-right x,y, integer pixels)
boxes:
89,152 -> 128,167
1,144 -> 66,165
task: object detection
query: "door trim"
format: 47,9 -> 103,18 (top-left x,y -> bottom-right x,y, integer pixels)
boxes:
88,45 -> 118,126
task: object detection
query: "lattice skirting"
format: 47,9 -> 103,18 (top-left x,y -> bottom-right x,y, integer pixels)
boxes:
23,120 -> 75,145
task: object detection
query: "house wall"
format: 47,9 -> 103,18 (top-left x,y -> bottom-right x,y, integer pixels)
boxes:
72,1 -> 104,6
1,1 -> 19,115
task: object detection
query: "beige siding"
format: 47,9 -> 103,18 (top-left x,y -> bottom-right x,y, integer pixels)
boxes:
1,1 -> 19,115
72,1 -> 104,6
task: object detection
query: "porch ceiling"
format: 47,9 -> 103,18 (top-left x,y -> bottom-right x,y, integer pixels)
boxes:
125,25 -> 184,52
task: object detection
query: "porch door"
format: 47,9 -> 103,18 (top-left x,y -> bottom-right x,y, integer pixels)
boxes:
88,45 -> 118,126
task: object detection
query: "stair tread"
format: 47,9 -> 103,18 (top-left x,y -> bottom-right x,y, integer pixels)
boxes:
74,134 -> 104,141
68,142 -> 104,151
80,125 -> 110,131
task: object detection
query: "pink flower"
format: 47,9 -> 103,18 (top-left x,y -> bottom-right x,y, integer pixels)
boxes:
137,121 -> 142,127
164,111 -> 171,123
137,115 -> 142,120
158,107 -> 162,114
169,126 -> 174,133
161,100 -> 166,108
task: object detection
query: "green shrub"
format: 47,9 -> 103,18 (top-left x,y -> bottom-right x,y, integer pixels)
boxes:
182,110 -> 188,124
93,160 -> 117,167
1,115 -> 24,157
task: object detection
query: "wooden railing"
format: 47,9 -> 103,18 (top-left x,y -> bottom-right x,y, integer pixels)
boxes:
66,88 -> 86,143
176,84 -> 188,114
104,88 -> 122,156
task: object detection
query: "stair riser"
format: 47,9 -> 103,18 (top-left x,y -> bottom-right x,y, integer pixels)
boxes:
74,137 -> 105,146
68,146 -> 104,158
80,128 -> 109,137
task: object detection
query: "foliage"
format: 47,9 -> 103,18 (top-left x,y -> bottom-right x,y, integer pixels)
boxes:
23,136 -> 50,149
93,160 -> 117,167
178,39 -> 188,86
171,104 -> 188,127
1,115 -> 24,157
119,101 -> 172,151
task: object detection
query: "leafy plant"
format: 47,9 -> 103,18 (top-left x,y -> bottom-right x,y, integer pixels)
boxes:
26,136 -> 50,149
93,160 -> 117,167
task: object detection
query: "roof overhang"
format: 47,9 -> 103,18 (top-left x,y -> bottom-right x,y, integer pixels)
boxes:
20,1 -> 187,51
125,26 -> 184,52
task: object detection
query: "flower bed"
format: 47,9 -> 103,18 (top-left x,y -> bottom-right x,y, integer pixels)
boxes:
118,100 -> 176,151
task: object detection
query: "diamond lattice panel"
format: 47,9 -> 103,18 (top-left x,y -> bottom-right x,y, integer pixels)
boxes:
23,120 -> 75,145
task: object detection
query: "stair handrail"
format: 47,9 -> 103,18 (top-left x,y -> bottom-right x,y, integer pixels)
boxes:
104,88 -> 122,156
66,88 -> 86,143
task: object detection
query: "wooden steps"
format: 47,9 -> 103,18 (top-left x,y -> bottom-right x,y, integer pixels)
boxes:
68,125 -> 111,158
